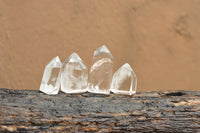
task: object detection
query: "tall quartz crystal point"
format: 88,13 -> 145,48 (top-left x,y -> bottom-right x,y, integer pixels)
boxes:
40,56 -> 62,95
111,63 -> 137,95
61,52 -> 88,93
88,45 -> 113,94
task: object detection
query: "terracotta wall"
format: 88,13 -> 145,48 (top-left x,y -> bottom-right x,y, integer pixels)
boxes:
0,0 -> 200,91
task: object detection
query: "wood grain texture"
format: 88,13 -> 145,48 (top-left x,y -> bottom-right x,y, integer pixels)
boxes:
0,88 -> 200,132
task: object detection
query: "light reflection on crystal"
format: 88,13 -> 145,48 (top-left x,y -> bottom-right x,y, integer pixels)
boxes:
61,52 -> 88,93
40,56 -> 62,95
88,45 -> 113,94
111,63 -> 137,95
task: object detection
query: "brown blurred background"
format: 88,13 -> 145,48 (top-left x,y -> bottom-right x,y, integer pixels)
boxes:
0,0 -> 200,92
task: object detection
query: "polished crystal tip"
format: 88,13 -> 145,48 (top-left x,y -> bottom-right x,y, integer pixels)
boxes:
111,63 -> 137,95
94,45 -> 113,58
40,56 -> 62,95
88,45 -> 113,94
61,52 -> 88,93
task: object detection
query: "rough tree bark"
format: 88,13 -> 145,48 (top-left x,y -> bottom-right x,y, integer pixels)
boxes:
0,88 -> 199,132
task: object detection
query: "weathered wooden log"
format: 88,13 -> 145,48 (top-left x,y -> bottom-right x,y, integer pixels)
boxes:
0,88 -> 199,132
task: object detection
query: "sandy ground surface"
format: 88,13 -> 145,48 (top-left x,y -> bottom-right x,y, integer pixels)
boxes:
0,0 -> 200,92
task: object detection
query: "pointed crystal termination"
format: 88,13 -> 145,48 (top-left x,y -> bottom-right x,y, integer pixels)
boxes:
40,56 -> 62,95
88,45 -> 113,94
111,63 -> 137,95
61,52 -> 88,93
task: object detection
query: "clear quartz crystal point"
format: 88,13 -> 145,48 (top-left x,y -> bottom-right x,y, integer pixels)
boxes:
111,63 -> 137,95
40,56 -> 62,95
88,45 -> 113,94
61,52 -> 88,93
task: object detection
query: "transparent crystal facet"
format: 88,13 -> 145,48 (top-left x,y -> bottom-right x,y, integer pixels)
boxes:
61,52 -> 88,93
111,63 -> 137,95
40,56 -> 62,95
88,45 -> 113,94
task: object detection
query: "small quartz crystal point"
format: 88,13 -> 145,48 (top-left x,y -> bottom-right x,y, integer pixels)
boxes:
111,63 -> 137,95
61,52 -> 88,93
40,56 -> 62,95
88,45 -> 113,94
